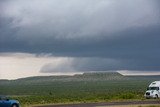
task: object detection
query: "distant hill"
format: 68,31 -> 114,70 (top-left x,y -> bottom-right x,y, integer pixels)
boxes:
0,72 -> 160,84
13,72 -> 124,82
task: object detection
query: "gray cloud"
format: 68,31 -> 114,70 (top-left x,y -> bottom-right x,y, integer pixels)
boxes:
40,56 -> 160,73
1,0 -> 160,72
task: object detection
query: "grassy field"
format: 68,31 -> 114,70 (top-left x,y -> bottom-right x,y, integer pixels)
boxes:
0,72 -> 160,106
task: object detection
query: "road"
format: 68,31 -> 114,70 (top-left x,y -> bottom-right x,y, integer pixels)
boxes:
34,100 -> 160,107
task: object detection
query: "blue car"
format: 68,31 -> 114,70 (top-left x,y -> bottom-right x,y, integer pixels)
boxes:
0,96 -> 20,107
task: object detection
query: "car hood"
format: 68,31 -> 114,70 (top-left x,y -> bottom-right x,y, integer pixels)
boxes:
9,100 -> 19,104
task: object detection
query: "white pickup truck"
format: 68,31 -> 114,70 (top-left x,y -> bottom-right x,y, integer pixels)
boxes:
144,81 -> 160,99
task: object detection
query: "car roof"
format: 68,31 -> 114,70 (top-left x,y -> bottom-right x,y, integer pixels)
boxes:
0,95 -> 7,98
0,95 -> 5,97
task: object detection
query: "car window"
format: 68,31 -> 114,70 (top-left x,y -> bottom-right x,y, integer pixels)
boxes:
0,96 -> 7,100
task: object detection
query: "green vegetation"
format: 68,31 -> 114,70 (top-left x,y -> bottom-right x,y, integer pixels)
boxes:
0,72 -> 160,106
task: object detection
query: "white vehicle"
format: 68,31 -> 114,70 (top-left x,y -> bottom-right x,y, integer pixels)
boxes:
144,81 -> 160,99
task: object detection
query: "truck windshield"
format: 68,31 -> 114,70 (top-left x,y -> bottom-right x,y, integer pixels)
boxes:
147,87 -> 159,90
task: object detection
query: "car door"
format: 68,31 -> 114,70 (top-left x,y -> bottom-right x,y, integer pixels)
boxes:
0,99 -> 3,106
0,97 -> 11,107
2,100 -> 11,107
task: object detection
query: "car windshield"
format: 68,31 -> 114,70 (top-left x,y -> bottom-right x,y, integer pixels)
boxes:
147,87 -> 159,90
0,96 -> 7,100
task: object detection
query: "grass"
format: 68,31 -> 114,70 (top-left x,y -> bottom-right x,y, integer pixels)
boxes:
0,72 -> 160,107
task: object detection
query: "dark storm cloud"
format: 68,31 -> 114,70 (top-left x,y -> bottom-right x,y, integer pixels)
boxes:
1,0 -> 160,72
39,25 -> 160,72
40,24 -> 160,72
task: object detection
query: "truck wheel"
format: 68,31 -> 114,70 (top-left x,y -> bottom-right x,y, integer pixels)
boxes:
11,104 -> 19,107
155,94 -> 159,99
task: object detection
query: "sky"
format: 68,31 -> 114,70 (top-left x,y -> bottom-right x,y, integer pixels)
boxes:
0,0 -> 160,79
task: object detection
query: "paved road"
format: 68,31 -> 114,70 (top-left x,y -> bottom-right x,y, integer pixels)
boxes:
34,100 -> 160,107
